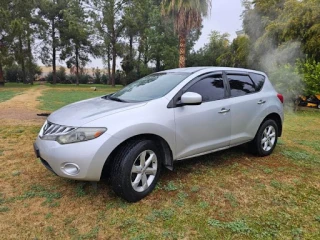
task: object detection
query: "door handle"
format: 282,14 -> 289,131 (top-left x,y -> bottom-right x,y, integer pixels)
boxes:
257,100 -> 266,105
219,108 -> 230,114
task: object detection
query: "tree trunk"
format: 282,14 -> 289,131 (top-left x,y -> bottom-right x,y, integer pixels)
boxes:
27,37 -> 33,85
19,35 -> 27,84
107,44 -> 111,85
75,46 -> 79,85
112,41 -> 116,87
156,56 -> 161,72
144,36 -> 148,66
52,19 -> 57,85
129,35 -> 133,60
137,39 -> 142,78
0,61 -> 4,87
111,22 -> 116,87
179,33 -> 186,68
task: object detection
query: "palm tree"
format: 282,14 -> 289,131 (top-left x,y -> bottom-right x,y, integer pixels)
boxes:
162,0 -> 211,68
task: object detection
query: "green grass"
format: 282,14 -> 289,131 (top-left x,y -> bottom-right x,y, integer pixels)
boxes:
1,82 -> 35,88
0,82 -> 36,102
0,90 -> 21,102
0,106 -> 320,239
38,87 -> 122,111
43,83 -> 123,88
296,140 -> 320,152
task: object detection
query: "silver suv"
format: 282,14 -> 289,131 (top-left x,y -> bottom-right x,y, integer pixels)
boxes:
34,67 -> 284,202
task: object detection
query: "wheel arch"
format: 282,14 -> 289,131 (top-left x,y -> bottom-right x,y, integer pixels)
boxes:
100,134 -> 174,180
261,113 -> 283,137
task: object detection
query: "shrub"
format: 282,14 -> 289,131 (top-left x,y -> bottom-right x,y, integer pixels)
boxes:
66,75 -> 76,84
57,67 -> 67,83
79,74 -> 91,84
4,65 -> 23,82
297,59 -> 320,95
101,74 -> 109,84
93,68 -> 101,84
45,72 -> 54,83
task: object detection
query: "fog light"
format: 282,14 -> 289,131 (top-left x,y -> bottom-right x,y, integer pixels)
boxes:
61,163 -> 80,176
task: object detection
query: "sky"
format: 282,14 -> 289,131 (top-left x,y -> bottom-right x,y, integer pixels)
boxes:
88,0 -> 245,68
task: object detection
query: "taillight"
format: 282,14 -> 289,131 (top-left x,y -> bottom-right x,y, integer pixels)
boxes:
277,93 -> 284,103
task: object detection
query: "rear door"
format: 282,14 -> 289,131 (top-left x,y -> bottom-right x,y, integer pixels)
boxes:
173,73 -> 232,159
225,71 -> 267,145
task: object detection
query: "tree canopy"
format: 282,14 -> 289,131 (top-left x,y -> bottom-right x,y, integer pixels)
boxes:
0,0 -> 319,98
161,0 -> 211,68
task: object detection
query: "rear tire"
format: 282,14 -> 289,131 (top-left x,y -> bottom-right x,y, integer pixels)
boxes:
250,119 -> 279,157
111,140 -> 162,202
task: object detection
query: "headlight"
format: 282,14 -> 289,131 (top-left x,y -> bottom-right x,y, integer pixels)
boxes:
41,127 -> 107,144
57,128 -> 107,144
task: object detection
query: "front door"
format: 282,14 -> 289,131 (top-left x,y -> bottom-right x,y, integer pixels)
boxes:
174,73 -> 232,160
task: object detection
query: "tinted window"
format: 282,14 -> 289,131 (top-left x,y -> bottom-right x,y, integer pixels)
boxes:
228,75 -> 256,97
250,73 -> 265,91
187,75 -> 225,102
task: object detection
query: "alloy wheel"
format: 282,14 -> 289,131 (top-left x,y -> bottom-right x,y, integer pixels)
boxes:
261,126 -> 276,152
130,150 -> 158,192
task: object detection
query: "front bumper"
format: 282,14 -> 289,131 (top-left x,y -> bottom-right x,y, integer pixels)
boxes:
34,133 -> 122,181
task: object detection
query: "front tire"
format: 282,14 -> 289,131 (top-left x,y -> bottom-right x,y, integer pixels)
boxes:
111,140 -> 162,202
250,119 -> 279,157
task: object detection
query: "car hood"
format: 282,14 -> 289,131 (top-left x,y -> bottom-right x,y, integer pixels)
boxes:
48,96 -> 146,126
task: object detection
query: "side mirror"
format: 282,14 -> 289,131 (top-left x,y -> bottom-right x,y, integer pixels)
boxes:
180,92 -> 202,106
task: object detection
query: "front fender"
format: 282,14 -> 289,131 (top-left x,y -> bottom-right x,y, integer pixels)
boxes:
111,123 -> 176,157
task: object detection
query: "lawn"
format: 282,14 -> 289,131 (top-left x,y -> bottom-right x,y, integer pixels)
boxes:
0,86 -> 319,239
43,83 -> 123,89
0,83 -> 34,102
38,87 -> 122,112
0,90 -> 21,103
1,82 -> 35,88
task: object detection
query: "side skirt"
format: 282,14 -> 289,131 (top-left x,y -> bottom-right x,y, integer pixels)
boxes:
175,140 -> 252,161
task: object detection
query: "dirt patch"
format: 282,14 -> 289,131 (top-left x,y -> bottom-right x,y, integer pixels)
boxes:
0,86 -> 47,124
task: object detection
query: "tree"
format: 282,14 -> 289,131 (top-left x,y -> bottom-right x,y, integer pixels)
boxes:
186,31 -> 230,67
60,0 -> 95,85
229,35 -> 250,68
37,0 -> 68,84
277,0 -> 320,61
161,0 -> 211,68
8,0 -> 37,84
94,0 -> 127,87
242,0 -> 320,96
122,0 -> 156,78
242,0 -> 320,68
145,4 -> 179,71
242,0 -> 286,69
0,0 -> 13,86
122,0 -> 140,74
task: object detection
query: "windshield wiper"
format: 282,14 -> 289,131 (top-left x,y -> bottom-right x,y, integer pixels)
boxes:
107,95 -> 127,102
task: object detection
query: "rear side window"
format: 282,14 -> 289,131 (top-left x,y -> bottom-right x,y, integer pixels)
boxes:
227,74 -> 256,97
187,75 -> 225,102
250,73 -> 265,92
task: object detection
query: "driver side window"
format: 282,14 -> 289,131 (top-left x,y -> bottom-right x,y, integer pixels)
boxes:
187,75 -> 225,102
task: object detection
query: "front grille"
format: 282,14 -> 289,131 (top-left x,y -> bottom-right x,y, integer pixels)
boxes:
43,122 -> 75,136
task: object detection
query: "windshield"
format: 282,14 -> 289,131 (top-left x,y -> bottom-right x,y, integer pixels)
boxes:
111,72 -> 190,102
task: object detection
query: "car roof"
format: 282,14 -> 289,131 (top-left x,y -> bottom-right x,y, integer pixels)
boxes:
159,67 -> 266,76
